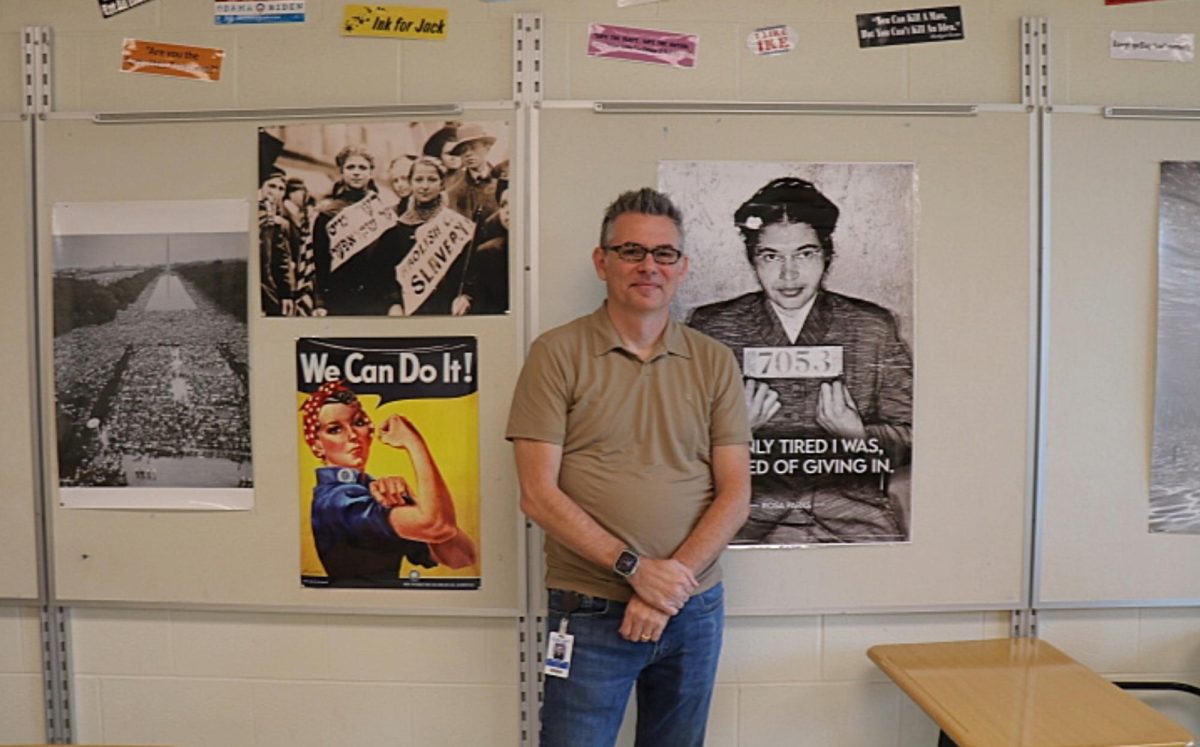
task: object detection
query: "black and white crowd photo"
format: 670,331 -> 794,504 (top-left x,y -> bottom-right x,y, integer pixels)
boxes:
1150,161 -> 1200,535
52,200 -> 252,505
258,120 -> 511,317
661,161 -> 917,547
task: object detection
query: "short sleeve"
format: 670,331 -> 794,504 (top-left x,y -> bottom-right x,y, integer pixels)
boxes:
317,482 -> 404,547
505,336 -> 572,444
708,344 -> 752,446
315,481 -> 438,569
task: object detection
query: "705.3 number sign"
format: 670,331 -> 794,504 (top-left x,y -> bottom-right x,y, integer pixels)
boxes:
742,346 -> 843,379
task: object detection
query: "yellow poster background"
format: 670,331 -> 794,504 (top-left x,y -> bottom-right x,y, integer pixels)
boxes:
298,391 -> 481,583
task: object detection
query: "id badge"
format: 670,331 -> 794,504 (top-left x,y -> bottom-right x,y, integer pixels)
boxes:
544,619 -> 574,679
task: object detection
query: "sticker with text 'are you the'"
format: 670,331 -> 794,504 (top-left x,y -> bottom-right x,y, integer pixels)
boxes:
120,39 -> 225,82
857,6 -> 964,48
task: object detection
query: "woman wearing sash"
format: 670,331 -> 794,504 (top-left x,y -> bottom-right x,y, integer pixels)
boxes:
310,145 -> 399,315
378,156 -> 474,316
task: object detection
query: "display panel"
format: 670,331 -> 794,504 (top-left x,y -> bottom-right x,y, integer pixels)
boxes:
539,108 -> 1033,612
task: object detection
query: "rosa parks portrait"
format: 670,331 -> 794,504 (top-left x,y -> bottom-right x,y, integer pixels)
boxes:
664,161 -> 915,545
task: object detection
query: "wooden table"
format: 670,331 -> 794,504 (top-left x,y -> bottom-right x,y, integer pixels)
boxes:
868,638 -> 1195,747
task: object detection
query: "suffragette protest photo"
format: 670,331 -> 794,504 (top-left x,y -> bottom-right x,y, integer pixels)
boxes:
259,120 -> 510,317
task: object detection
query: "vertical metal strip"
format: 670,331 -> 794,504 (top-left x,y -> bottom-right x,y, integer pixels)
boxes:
21,28 -> 37,116
1020,17 -> 1034,111
35,27 -> 52,115
1038,19 -> 1051,109
513,19 -> 534,740
513,14 -> 544,745
514,10 -> 544,352
40,606 -> 73,743
523,100 -> 546,747
1029,17 -> 1053,618
26,25 -> 71,743
1012,17 -> 1049,640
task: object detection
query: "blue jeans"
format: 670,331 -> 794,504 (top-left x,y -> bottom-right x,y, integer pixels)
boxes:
540,583 -> 724,747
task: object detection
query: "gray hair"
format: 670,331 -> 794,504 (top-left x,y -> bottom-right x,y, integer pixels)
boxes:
598,188 -> 684,248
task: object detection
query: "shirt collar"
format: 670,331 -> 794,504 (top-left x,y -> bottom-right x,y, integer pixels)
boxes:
586,302 -> 691,360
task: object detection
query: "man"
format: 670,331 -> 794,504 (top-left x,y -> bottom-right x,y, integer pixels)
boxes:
457,187 -> 510,315
445,122 -> 500,220
506,188 -> 751,747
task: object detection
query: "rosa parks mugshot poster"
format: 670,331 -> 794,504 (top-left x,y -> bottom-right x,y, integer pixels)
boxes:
297,337 -> 481,589
662,161 -> 916,547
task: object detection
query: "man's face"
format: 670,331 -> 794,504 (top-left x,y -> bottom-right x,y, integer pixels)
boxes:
751,221 -> 828,311
592,212 -> 686,316
312,402 -> 374,469
462,141 -> 491,172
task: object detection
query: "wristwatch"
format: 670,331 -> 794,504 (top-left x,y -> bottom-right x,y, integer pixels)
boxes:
612,548 -> 640,579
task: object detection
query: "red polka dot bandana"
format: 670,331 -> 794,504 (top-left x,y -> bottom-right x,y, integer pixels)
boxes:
301,380 -> 351,450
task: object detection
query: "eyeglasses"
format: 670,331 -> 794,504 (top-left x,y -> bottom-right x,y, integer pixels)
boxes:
754,247 -> 824,265
605,242 -> 684,265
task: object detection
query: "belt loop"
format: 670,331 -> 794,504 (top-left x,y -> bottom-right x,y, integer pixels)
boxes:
562,591 -> 583,615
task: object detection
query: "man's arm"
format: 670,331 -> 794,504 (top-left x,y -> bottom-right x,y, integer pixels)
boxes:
671,442 -> 751,578
513,438 -> 697,614
620,442 -> 750,642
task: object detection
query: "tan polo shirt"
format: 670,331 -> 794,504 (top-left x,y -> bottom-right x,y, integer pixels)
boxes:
506,304 -> 751,601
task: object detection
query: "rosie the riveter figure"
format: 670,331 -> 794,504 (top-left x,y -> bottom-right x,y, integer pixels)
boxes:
301,380 -> 476,585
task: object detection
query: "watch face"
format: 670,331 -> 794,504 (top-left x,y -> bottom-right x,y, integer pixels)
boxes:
614,550 -> 639,577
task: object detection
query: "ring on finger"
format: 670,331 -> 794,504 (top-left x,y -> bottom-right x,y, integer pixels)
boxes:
639,633 -> 652,642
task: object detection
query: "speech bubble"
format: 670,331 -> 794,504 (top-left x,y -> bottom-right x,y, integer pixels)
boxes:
296,337 -> 477,404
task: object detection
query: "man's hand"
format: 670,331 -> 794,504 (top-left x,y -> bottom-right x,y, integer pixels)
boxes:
816,380 -> 867,440
745,379 -> 781,430
369,475 -> 412,508
619,594 -> 670,643
627,557 -> 697,616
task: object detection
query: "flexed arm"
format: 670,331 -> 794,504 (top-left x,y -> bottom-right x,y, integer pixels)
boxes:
375,414 -> 477,568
